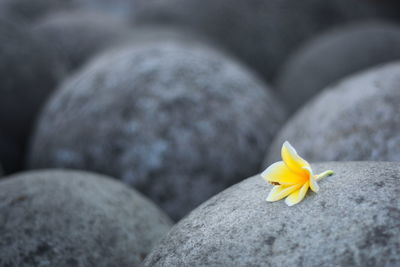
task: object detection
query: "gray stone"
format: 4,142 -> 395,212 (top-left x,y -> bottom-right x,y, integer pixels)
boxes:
143,162 -> 400,267
0,0 -> 73,22
277,22 -> 400,113
70,0 -> 142,20
266,62 -> 400,165
0,18 -> 62,173
127,25 -> 221,50
28,40 -> 287,220
32,11 -> 134,73
374,0 -> 400,20
133,0 -> 386,81
0,170 -> 172,267
0,0 -> 142,22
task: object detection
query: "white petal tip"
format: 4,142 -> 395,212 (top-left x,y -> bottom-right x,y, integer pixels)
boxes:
266,195 -> 277,202
310,184 -> 320,193
283,141 -> 295,150
285,199 -> 297,207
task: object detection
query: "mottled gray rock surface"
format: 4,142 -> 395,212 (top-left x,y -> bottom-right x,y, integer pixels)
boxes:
28,40 -> 286,220
32,11 -> 134,73
143,162 -> 400,267
0,18 -> 62,173
0,170 -> 172,267
278,22 -> 400,113
133,0 -> 386,81
266,62 -> 400,165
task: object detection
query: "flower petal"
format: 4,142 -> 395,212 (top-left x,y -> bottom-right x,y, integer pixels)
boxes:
302,165 -> 313,177
285,181 -> 309,206
281,141 -> 310,176
309,175 -> 320,193
266,183 -> 303,202
261,161 -> 307,185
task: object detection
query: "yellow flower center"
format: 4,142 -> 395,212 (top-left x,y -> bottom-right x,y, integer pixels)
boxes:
261,141 -> 334,206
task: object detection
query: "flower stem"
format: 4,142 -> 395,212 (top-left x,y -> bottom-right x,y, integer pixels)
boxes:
315,170 -> 334,181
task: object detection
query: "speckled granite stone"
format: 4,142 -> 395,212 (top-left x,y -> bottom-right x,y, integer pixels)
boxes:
143,162 -> 400,267
28,40 -> 286,220
0,170 -> 172,267
266,62 -> 400,166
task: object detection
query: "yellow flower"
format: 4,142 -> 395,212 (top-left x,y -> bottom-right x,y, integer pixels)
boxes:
261,141 -> 333,206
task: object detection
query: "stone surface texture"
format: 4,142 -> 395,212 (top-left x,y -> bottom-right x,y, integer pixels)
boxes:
0,170 -> 172,267
143,162 -> 400,267
266,62 -> 400,165
28,41 -> 286,220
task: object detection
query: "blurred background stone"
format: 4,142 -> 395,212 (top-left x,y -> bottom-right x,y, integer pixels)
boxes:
369,0 -> 400,21
266,62 -> 400,165
28,40 -> 286,220
0,0 -> 143,22
32,11 -> 134,74
0,170 -> 172,267
133,0 -> 388,82
0,0 -> 73,22
0,17 -> 62,174
70,0 -> 144,20
143,162 -> 400,266
0,131 -> 22,175
127,25 -> 221,50
277,21 -> 400,113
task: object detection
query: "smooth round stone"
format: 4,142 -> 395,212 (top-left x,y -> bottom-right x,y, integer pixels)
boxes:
278,22 -> 400,113
143,162 -> 400,266
0,18 -> 61,173
133,0 -> 384,81
32,11 -> 134,73
0,170 -> 172,266
266,62 -> 400,165
28,40 -> 286,220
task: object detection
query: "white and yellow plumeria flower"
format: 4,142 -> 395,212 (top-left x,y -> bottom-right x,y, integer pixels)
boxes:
261,141 -> 333,206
